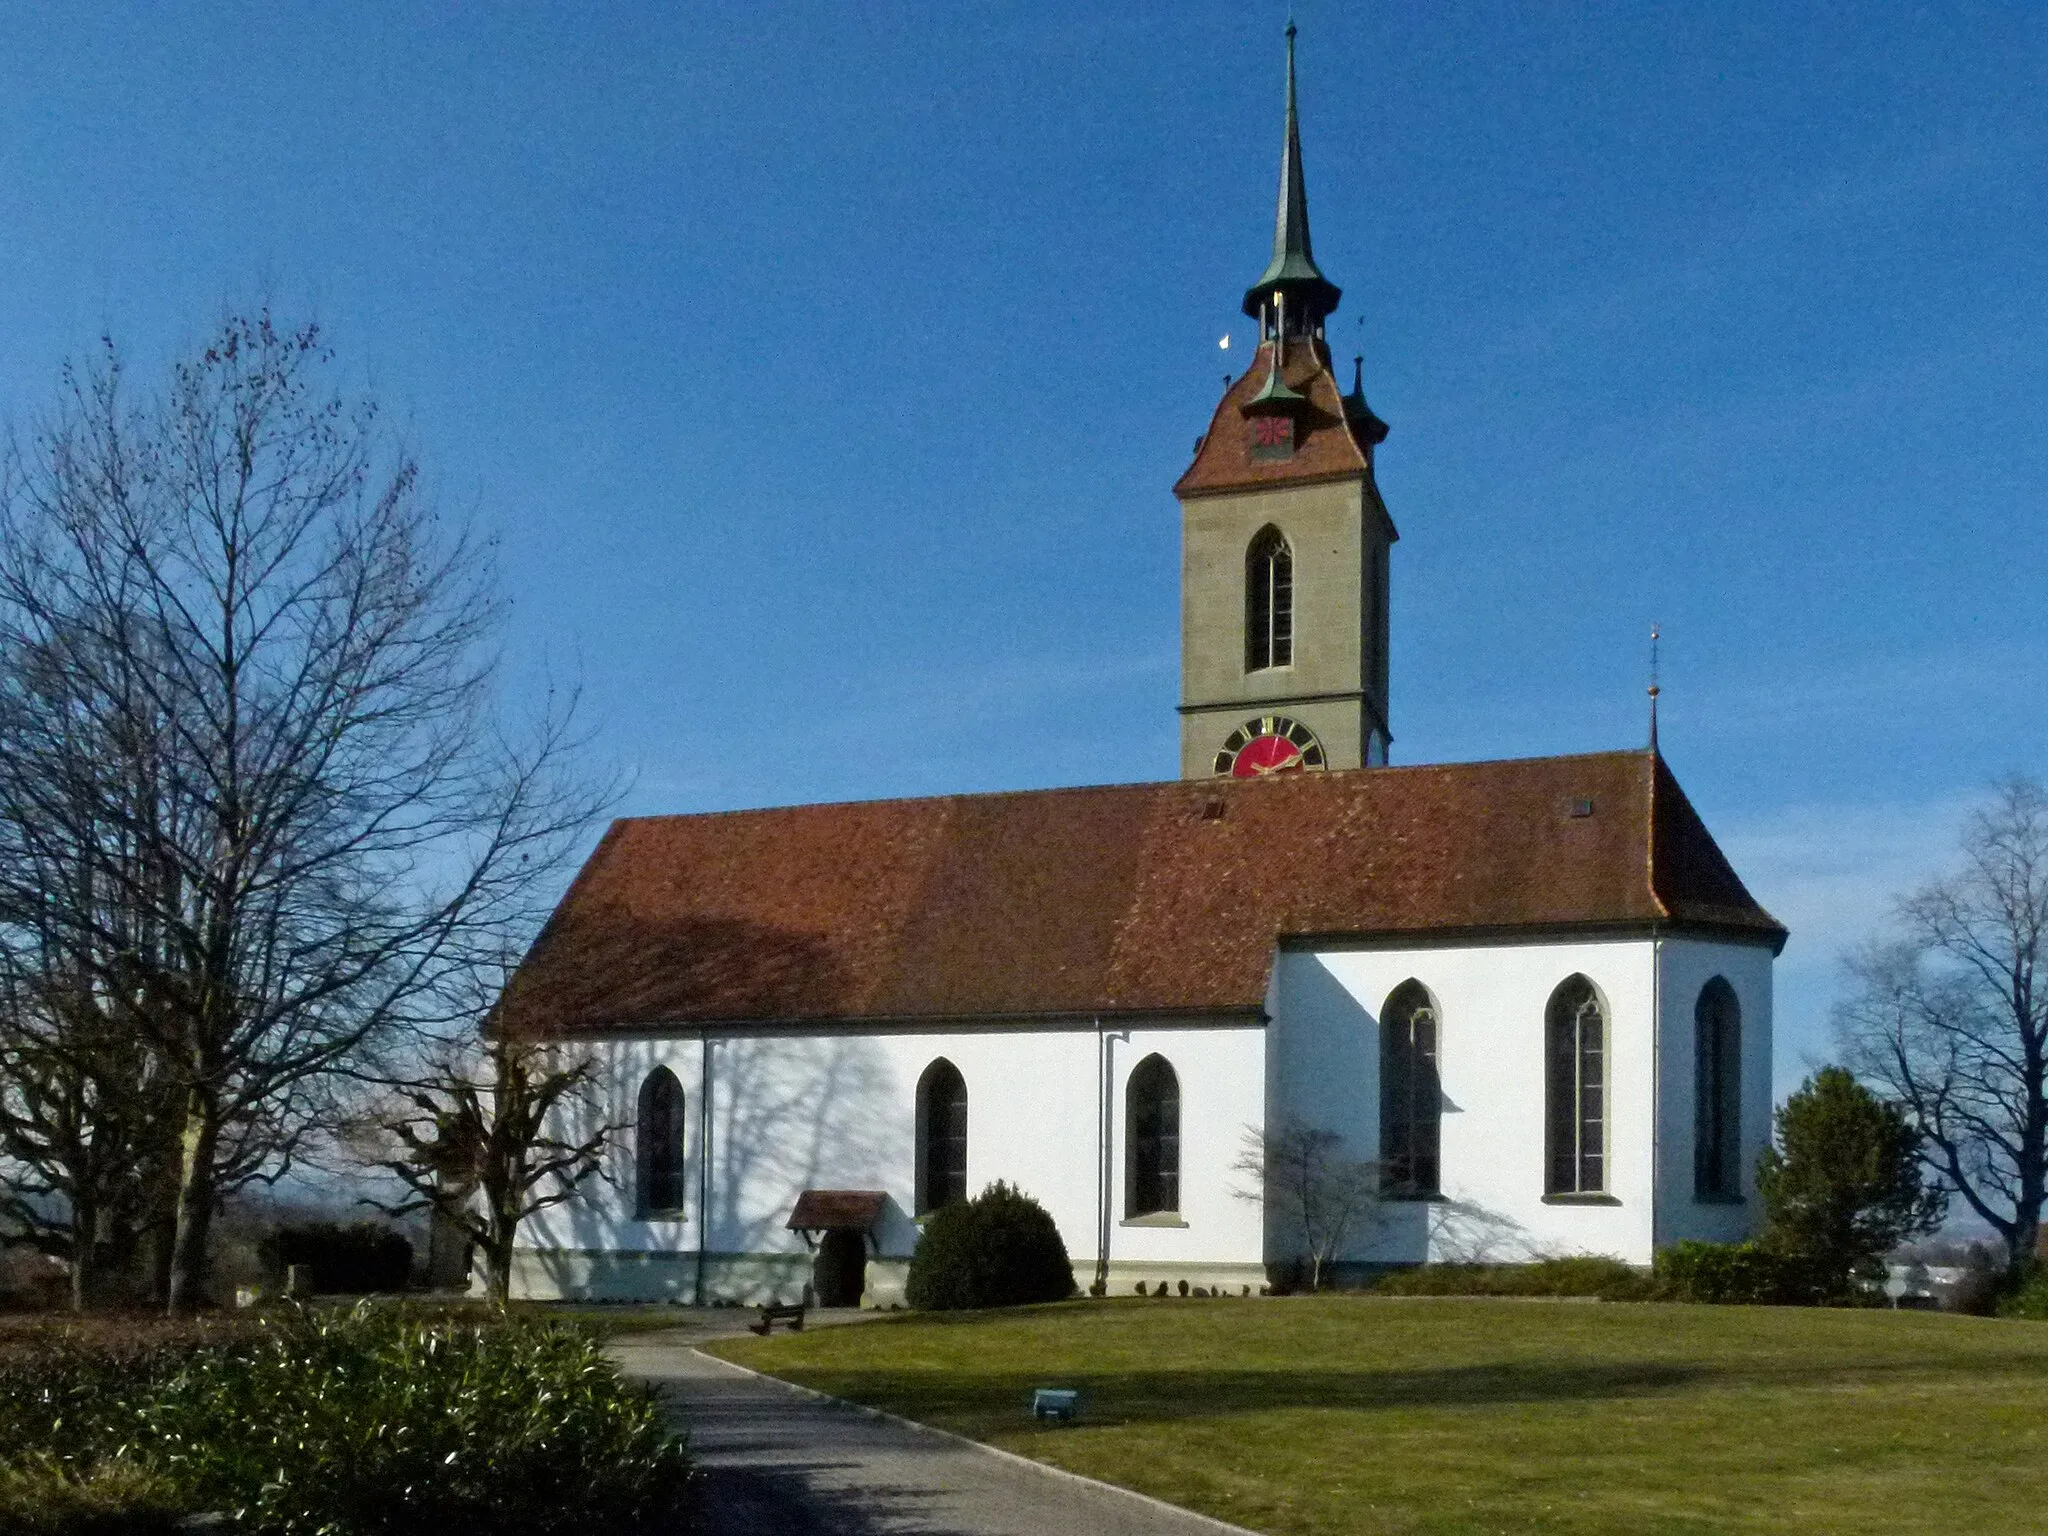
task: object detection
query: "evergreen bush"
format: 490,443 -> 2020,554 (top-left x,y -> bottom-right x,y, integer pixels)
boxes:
1756,1067 -> 1943,1295
905,1182 -> 1077,1311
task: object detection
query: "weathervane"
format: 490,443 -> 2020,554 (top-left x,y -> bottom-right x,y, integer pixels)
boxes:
1648,622 -> 1662,752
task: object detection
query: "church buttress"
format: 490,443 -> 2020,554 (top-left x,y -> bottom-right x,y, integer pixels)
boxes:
1175,24 -> 1397,780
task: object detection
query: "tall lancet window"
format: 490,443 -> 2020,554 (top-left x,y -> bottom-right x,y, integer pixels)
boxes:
1544,976 -> 1607,1197
637,1067 -> 686,1218
1694,979 -> 1743,1200
1246,526 -> 1293,671
1126,1055 -> 1181,1217
1380,981 -> 1442,1197
915,1058 -> 969,1216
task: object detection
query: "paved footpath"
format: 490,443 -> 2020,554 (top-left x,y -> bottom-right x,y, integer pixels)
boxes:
610,1322 -> 1262,1536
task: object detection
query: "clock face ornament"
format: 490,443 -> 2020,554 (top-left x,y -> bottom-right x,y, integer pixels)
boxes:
1213,715 -> 1327,778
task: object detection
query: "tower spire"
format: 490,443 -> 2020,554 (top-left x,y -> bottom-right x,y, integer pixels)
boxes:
1243,23 -> 1342,326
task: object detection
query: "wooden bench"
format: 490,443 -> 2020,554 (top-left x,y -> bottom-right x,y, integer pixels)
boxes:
749,1302 -> 807,1336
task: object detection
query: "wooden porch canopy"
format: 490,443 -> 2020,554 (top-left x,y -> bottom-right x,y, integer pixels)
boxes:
787,1190 -> 887,1233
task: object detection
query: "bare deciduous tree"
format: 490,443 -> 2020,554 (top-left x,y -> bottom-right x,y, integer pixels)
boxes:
366,1029 -> 620,1308
0,315 -> 610,1312
1235,1120 -> 1383,1292
1837,776 -> 2048,1275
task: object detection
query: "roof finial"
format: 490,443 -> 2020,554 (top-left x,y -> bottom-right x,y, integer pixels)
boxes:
1647,622 -> 1662,753
1242,23 -> 1341,324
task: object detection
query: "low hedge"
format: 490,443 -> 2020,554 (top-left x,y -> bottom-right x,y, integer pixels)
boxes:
1652,1240 -> 1838,1306
1369,1256 -> 1655,1301
0,1304 -> 695,1535
906,1181 -> 1077,1311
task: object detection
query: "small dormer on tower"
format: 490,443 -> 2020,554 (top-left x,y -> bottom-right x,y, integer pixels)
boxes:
1174,26 -> 1397,780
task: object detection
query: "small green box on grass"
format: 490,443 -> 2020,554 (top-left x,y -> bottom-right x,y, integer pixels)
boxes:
1031,1387 -> 1081,1423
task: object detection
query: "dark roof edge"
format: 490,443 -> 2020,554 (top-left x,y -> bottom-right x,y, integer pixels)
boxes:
520,1004 -> 1271,1040
1280,917 -> 1786,955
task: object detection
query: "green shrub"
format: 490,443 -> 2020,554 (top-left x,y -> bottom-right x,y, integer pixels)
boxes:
0,1456 -> 184,1536
257,1222 -> 414,1294
906,1182 -> 1077,1311
1653,1240 -> 1830,1305
0,1306 -> 695,1535
1369,1256 -> 1653,1301
1996,1265 -> 2048,1320
135,1305 -> 691,1534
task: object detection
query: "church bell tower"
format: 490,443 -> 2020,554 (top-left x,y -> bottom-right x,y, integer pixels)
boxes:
1174,25 -> 1396,780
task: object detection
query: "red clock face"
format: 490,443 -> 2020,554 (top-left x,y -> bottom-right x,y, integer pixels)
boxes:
1212,716 -> 1327,778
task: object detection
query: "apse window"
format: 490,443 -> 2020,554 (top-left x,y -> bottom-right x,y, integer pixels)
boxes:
1694,978 -> 1742,1200
1544,976 -> 1607,1197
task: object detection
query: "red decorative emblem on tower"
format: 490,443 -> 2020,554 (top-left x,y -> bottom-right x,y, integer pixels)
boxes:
1248,414 -> 1295,461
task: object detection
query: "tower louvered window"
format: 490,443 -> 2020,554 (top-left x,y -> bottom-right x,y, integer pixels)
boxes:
1545,977 -> 1606,1196
1246,527 -> 1293,671
1380,981 -> 1442,1197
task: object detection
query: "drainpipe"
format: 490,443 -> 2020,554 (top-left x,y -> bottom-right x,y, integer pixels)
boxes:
1650,933 -> 1663,1262
1095,1020 -> 1108,1294
696,1034 -> 713,1307
1096,1023 -> 1130,1295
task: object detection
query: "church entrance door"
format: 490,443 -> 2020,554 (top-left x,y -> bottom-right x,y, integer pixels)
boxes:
813,1229 -> 867,1307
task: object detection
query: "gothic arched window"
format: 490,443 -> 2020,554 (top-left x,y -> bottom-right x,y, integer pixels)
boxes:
1544,976 -> 1607,1197
1126,1054 -> 1181,1217
1380,981 -> 1442,1197
1245,526 -> 1293,672
1694,978 -> 1742,1200
637,1066 -> 686,1217
915,1058 -> 968,1216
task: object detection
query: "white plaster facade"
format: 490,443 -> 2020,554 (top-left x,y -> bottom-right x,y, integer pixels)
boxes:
510,931 -> 1772,1302
1268,934 -> 1774,1272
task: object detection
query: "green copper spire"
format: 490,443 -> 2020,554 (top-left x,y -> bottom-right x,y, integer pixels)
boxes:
1242,23 -> 1342,324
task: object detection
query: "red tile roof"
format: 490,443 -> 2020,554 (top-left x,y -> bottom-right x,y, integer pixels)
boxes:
1174,337 -> 1372,497
497,750 -> 1783,1038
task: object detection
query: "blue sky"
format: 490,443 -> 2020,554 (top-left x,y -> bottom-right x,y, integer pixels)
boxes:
3,2 -> 2045,1099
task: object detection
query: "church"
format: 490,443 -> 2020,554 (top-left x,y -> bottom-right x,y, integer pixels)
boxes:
496,32 -> 1786,1305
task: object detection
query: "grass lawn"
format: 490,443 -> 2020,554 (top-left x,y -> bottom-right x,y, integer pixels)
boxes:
707,1297 -> 2048,1535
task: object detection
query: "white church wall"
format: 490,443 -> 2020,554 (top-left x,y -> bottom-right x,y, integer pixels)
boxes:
514,1019 -> 1268,1303
1651,938 -> 1776,1248
1272,939 -> 1664,1268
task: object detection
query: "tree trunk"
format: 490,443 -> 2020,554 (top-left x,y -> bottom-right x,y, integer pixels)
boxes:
67,1197 -> 96,1313
2011,1214 -> 2041,1281
165,1090 -> 221,1316
483,1226 -> 513,1310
